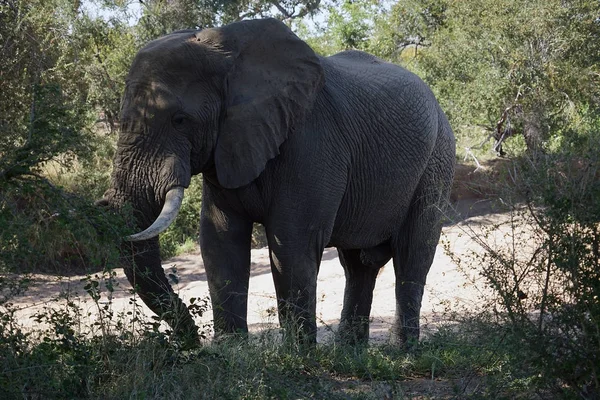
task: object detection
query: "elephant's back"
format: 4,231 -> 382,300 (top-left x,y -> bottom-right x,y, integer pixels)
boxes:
324,50 -> 425,93
320,52 -> 440,147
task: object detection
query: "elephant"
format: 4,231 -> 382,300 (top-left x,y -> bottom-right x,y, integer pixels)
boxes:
99,18 -> 455,346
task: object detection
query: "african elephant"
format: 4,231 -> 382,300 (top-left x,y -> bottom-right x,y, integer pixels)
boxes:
99,18 -> 455,345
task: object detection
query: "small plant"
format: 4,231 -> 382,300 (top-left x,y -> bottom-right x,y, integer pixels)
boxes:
159,175 -> 203,259
450,145 -> 600,398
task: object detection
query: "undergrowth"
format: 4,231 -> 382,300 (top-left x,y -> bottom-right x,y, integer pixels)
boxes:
445,142 -> 600,399
0,286 -> 503,400
0,260 -> 568,400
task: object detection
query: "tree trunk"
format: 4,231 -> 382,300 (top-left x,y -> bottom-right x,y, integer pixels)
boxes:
522,104 -> 546,154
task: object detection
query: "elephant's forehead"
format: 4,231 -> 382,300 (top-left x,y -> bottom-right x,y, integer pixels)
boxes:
130,54 -> 193,85
130,59 -> 218,99
124,78 -> 203,107
121,81 -> 178,120
137,32 -> 197,64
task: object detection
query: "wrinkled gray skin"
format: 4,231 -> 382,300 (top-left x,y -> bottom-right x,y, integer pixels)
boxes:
100,18 -> 455,345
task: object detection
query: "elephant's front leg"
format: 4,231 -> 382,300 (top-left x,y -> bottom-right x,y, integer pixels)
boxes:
267,228 -> 323,344
200,191 -> 253,337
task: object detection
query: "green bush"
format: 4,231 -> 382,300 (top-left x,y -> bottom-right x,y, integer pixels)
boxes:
0,179 -> 130,275
159,175 -> 203,259
455,141 -> 600,397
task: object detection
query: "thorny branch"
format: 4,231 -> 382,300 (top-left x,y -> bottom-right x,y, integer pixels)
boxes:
465,91 -> 523,170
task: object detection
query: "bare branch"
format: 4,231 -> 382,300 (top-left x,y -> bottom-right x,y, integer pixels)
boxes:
28,88 -> 36,144
463,147 -> 483,172
270,0 -> 294,19
269,0 -> 321,21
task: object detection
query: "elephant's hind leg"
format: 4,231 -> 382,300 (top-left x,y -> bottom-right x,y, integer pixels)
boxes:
391,183 -> 450,346
337,248 -> 389,344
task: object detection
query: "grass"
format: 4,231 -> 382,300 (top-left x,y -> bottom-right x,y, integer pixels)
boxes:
174,237 -> 199,256
0,281 -> 561,400
0,322 -> 494,399
3,131 -> 598,399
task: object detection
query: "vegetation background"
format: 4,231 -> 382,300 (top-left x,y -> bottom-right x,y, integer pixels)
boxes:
0,0 -> 598,398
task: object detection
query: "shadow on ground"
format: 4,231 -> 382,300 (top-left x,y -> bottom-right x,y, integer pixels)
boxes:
9,161 -> 506,344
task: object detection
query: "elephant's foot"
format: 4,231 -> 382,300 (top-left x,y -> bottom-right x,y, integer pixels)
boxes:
278,310 -> 318,347
212,327 -> 250,344
390,318 -> 420,350
336,318 -> 370,345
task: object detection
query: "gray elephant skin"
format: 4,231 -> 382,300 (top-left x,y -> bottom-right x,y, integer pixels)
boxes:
99,18 -> 455,345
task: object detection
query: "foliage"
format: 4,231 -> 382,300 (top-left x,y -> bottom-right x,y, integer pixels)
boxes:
0,272 -> 210,399
0,0 -> 131,275
311,0 -> 380,54
3,268 -> 588,399
406,0 -> 600,155
0,178 -> 132,274
298,0 -> 380,56
451,140 -> 600,397
0,0 -> 94,181
0,279 -> 504,399
369,0 -> 448,62
107,0 -> 322,43
159,175 -> 203,259
70,15 -> 137,131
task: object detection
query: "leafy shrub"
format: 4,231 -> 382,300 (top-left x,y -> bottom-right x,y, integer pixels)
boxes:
455,141 -> 600,397
0,178 -> 131,275
159,175 -> 203,259
0,273 -> 211,399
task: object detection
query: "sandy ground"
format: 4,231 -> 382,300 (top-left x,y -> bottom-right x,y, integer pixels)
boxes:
8,198 -> 503,343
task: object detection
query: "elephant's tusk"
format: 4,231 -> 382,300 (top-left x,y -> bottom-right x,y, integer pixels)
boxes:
126,186 -> 185,242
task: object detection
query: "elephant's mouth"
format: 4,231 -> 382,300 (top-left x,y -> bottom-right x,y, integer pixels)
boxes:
126,186 -> 185,241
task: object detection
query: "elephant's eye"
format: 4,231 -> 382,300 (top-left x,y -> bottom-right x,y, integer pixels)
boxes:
171,112 -> 189,130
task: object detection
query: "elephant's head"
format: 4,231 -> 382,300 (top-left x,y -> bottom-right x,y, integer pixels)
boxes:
101,18 -> 324,240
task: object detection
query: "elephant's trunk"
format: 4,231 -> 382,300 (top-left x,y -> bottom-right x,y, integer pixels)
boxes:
96,184 -> 199,345
126,186 -> 185,241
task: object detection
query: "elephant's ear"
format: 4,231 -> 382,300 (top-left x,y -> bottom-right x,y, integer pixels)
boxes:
212,19 -> 324,189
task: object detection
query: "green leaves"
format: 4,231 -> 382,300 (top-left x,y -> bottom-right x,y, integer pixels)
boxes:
303,0 -> 599,156
411,0 -> 600,154
0,1 -> 97,183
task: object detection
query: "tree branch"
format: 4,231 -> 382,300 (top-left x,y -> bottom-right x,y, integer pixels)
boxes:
28,87 -> 36,144
269,0 -> 321,20
270,0 -> 294,19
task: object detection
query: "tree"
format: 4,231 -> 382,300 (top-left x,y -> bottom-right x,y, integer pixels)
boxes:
297,0 -> 381,56
0,0 -> 132,274
396,0 -> 600,154
0,0 -> 93,182
370,0 -> 448,61
126,0 -> 323,41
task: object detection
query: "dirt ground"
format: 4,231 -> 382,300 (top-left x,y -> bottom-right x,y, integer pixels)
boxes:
10,177 -> 506,344
6,164 -> 513,398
